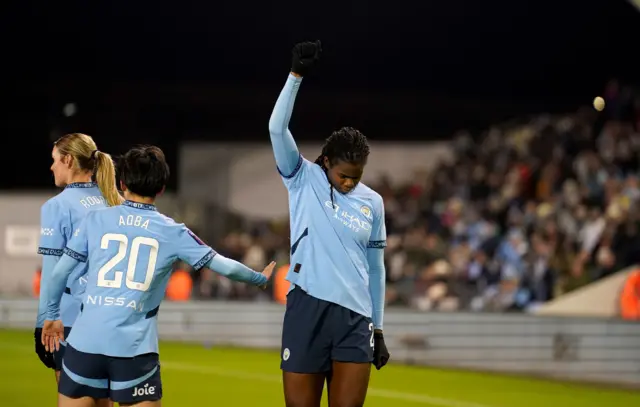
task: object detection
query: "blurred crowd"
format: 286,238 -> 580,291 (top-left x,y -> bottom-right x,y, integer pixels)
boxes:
193,79 -> 640,312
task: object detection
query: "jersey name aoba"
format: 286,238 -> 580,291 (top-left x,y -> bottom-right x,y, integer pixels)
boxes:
119,215 -> 150,230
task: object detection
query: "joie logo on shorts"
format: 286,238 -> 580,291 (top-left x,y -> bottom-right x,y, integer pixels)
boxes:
132,383 -> 156,397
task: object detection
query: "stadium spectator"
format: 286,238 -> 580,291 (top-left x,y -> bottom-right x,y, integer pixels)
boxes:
192,80 -> 640,313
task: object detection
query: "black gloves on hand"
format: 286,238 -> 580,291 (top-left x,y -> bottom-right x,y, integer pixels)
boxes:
291,40 -> 322,77
372,331 -> 390,370
34,328 -> 56,369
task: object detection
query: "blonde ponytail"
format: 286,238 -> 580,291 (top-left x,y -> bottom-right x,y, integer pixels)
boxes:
94,151 -> 124,206
54,133 -> 123,206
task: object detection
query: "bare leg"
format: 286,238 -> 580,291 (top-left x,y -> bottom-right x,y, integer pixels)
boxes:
58,394 -> 97,407
327,361 -> 371,407
97,399 -> 114,407
282,371 -> 326,407
120,401 -> 161,407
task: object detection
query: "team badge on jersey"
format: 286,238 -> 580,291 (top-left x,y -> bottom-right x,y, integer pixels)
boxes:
360,205 -> 372,220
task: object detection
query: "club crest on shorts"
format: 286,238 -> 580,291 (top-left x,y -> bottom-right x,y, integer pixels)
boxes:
283,348 -> 290,361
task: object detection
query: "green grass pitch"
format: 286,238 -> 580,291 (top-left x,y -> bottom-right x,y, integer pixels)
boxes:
1,329 -> 638,406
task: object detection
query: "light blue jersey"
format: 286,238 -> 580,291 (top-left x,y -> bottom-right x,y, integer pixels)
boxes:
269,74 -> 387,329
46,200 -> 267,357
37,182 -> 107,328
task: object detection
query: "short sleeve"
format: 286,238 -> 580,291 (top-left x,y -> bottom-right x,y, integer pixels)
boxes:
38,199 -> 69,256
64,216 -> 90,262
367,198 -> 387,249
177,226 -> 216,271
280,156 -> 310,191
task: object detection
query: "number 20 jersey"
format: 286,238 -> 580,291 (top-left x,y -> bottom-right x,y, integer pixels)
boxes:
64,200 -> 214,357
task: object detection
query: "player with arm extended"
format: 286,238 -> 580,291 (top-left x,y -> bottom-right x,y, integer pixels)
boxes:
269,41 -> 390,407
42,145 -> 276,407
35,133 -> 122,403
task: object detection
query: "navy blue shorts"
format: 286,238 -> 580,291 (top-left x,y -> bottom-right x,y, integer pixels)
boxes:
59,344 -> 162,403
280,286 -> 374,373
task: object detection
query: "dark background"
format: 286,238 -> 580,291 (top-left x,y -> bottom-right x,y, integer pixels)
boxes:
1,0 -> 638,190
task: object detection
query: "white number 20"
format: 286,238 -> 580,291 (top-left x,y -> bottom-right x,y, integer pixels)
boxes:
97,233 -> 159,292
369,322 -> 374,349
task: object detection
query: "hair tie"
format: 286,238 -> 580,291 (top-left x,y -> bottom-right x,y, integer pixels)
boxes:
91,150 -> 99,160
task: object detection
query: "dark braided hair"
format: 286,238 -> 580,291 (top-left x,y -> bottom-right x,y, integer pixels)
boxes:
314,127 -> 370,205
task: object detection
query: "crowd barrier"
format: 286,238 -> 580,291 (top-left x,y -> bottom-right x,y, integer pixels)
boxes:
2,299 -> 638,387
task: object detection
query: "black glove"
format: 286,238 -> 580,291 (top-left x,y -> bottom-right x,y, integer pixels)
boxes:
291,40 -> 322,77
372,331 -> 390,370
34,328 -> 56,369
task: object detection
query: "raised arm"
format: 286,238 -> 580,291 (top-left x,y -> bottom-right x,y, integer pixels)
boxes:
268,73 -> 303,177
269,41 -> 322,179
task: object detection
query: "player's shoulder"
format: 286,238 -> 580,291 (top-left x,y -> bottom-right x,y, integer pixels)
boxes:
41,192 -> 66,213
77,205 -> 110,224
89,205 -> 116,216
153,211 -> 190,232
154,210 -> 179,226
356,182 -> 383,205
299,157 -> 327,181
291,156 -> 316,177
155,212 -> 206,243
304,157 -> 322,171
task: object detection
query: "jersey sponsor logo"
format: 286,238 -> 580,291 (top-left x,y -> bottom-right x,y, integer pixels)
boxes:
325,201 -> 371,233
86,295 -> 144,311
132,383 -> 156,397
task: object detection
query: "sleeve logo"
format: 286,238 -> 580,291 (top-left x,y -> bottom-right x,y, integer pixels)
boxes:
41,228 -> 55,236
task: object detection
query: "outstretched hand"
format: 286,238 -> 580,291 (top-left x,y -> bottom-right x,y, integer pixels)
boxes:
259,261 -> 277,289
